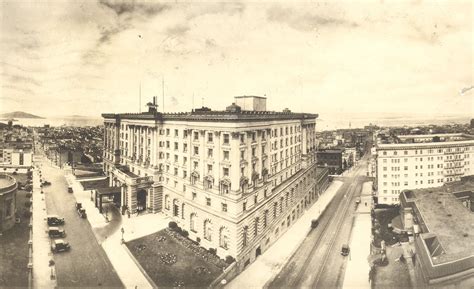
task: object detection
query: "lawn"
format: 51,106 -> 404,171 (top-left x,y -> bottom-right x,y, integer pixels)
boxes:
0,173 -> 31,287
127,228 -> 228,288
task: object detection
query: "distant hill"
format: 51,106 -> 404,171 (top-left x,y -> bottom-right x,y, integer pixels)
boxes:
0,111 -> 44,119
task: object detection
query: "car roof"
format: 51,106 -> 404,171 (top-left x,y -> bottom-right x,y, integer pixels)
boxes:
54,239 -> 65,244
49,226 -> 59,230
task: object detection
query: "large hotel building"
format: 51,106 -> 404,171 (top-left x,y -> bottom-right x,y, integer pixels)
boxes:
102,96 -> 329,268
375,133 -> 474,205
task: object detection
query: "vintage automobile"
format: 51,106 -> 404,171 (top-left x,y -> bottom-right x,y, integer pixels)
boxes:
42,180 -> 51,186
47,215 -> 65,226
48,227 -> 66,238
341,244 -> 350,256
51,239 -> 70,253
311,219 -> 319,229
75,202 -> 87,218
68,186 -> 73,193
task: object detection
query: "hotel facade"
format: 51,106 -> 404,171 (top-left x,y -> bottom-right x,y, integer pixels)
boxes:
375,134 -> 474,205
102,96 -> 329,268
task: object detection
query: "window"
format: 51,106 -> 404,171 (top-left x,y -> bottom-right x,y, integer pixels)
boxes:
194,132 -> 199,140
207,164 -> 213,174
208,148 -> 213,158
222,203 -> 228,212
183,170 -> 187,178
223,150 -> 230,160
183,143 -> 188,152
184,130 -> 188,138
174,168 -> 178,176
166,129 -> 170,136
240,150 -> 245,160
190,213 -> 197,232
174,142 -> 178,150
223,167 -> 229,176
208,133 -> 213,143
166,141 -> 170,148
174,129 -> 179,137
223,134 -> 230,144
243,202 -> 247,211
254,217 -> 259,236
219,227 -> 229,249
242,226 -> 248,247
194,146 -> 199,155
174,155 -> 178,163
192,192 -> 197,200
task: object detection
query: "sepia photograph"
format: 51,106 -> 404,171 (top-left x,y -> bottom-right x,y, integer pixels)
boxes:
0,0 -> 472,288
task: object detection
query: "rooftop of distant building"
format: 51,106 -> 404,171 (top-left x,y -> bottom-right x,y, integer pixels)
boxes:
377,133 -> 474,149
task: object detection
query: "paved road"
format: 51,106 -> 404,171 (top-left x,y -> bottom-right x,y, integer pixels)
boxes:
38,156 -> 123,288
268,157 -> 371,289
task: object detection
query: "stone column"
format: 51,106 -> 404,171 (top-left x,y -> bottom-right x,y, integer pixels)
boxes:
128,185 -> 138,214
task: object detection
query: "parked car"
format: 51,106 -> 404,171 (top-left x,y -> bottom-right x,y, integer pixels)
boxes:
42,180 -> 51,186
51,239 -> 70,253
311,219 -> 319,229
341,244 -> 350,256
48,227 -> 66,238
355,197 -> 361,204
47,215 -> 65,226
68,186 -> 73,193
75,202 -> 87,218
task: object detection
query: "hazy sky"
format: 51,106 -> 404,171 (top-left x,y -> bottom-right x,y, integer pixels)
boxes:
0,0 -> 472,118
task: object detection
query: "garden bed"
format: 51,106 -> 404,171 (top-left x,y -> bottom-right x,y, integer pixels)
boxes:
126,228 -> 229,288
372,208 -> 401,247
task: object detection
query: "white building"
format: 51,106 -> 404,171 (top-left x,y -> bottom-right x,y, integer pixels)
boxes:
0,148 -> 33,168
375,133 -> 474,205
102,96 -> 330,270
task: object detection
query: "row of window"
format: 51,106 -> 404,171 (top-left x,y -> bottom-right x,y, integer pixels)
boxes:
380,147 -> 472,156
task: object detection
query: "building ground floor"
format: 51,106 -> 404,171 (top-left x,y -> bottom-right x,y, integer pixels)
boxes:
104,162 -> 330,265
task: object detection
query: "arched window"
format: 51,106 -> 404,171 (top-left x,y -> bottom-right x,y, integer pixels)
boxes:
190,213 -> 197,232
164,195 -> 170,210
173,199 -> 179,217
219,227 -> 229,249
204,219 -> 212,241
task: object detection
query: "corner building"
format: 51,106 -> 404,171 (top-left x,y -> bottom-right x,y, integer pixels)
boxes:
102,96 -> 329,269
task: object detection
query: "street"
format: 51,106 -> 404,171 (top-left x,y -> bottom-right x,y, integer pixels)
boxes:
38,155 -> 123,288
268,156 -> 371,289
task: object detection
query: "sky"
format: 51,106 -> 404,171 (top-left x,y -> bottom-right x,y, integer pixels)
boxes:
0,0 -> 472,119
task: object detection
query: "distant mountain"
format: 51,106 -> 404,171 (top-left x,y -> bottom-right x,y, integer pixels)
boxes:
0,111 -> 44,119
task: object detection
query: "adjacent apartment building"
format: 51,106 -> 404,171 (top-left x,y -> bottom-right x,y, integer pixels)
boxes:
375,133 -> 474,205
102,96 -> 329,269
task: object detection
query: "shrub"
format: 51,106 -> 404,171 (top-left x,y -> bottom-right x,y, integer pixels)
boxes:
168,221 -> 178,229
225,255 -> 235,264
196,237 -> 201,243
24,201 -> 32,207
175,226 -> 183,234
181,229 -> 189,238
25,193 -> 32,198
209,248 -> 217,255
23,211 -> 31,218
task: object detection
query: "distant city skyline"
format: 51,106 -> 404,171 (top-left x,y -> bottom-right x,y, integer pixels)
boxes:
1,0 -> 472,117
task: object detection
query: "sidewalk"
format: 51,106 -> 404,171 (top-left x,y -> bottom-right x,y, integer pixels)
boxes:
67,173 -> 172,289
342,214 -> 371,289
342,181 -> 373,289
31,166 -> 57,289
225,180 -> 343,289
